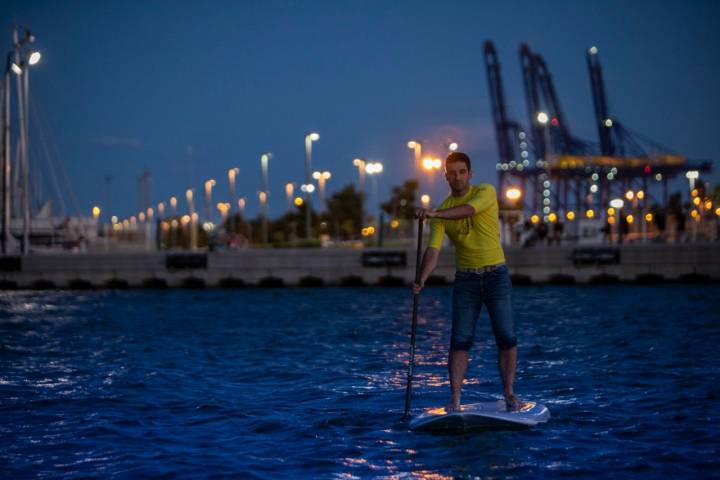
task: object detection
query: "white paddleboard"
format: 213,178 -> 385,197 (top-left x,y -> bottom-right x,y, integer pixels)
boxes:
409,400 -> 550,432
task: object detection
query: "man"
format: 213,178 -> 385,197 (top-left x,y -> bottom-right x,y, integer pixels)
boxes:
413,152 -> 521,412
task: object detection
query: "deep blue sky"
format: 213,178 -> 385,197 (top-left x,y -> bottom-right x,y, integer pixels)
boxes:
2,0 -> 719,220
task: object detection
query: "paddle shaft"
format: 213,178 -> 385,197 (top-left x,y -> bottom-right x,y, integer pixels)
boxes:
403,218 -> 424,419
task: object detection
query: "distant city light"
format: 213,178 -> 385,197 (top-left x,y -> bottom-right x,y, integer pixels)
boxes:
590,184 -> 598,193
625,190 -> 634,201
609,199 -> 624,209
626,214 -> 634,224
294,197 -> 304,206
585,209 -> 595,219
645,213 -> 654,222
566,211 -> 575,221
548,212 -> 557,223
604,118 -> 613,128
505,187 -> 522,201
530,214 -> 540,224
448,142 -> 458,152
637,190 -> 645,200
536,112 -> 549,125
92,206 -> 101,218
589,46 -> 598,55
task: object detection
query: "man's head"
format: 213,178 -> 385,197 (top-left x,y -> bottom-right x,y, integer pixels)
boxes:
446,152 -> 471,172
445,152 -> 473,195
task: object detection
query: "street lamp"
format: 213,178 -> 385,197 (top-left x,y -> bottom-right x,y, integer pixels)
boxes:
260,153 -> 271,197
407,140 -> 422,184
228,167 -> 239,208
365,162 -> 383,232
145,207 -> 154,251
204,179 -> 216,223
11,26 -> 41,254
610,198 -> 624,244
2,52 -> 14,253
285,183 -> 295,210
304,132 -> 320,239
312,170 -> 331,211
353,158 -> 366,228
259,191 -> 268,244
186,188 -> 197,250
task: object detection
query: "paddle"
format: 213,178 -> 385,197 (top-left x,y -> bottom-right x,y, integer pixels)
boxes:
403,216 -> 424,420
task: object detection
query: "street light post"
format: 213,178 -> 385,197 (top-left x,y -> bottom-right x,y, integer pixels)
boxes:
407,140 -> 422,186
353,158 -> 366,232
285,183 -> 294,210
304,133 -> 319,239
2,53 -> 12,254
228,167 -> 239,210
11,26 -> 40,254
610,198 -> 624,245
204,179 -> 216,224
186,188 -> 197,250
312,170 -> 331,211
365,162 -> 383,233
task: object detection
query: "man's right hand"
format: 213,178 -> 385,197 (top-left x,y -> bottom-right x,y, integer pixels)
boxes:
415,208 -> 436,219
412,281 -> 424,295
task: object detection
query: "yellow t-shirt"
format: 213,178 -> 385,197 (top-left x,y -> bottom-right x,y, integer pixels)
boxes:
427,184 -> 505,268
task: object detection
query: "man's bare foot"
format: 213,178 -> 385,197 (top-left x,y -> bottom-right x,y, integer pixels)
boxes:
445,401 -> 461,413
504,393 -> 522,411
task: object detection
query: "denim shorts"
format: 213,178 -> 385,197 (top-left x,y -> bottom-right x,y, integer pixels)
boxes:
451,265 -> 517,351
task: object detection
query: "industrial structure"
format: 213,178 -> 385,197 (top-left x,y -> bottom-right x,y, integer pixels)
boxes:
484,41 -> 712,229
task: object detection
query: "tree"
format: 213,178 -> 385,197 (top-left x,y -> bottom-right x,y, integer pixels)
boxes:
381,180 -> 418,219
323,184 -> 362,240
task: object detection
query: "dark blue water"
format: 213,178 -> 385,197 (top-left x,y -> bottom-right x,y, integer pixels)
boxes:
1,285 -> 719,478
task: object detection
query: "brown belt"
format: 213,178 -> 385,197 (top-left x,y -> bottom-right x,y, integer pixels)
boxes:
457,264 -> 505,274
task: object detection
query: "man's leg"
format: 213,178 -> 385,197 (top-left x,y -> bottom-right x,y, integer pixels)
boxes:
447,348 -> 469,412
448,272 -> 482,412
484,266 -> 521,410
498,346 -> 518,407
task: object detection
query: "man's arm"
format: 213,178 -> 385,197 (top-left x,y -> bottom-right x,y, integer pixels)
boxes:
412,246 -> 439,294
421,204 -> 475,220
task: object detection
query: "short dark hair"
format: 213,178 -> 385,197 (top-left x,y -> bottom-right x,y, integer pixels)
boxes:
446,152 -> 471,171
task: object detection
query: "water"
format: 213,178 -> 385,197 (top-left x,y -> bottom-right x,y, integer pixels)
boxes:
1,286 -> 718,479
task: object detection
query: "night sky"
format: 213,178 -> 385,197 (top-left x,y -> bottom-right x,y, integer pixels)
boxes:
2,0 -> 718,221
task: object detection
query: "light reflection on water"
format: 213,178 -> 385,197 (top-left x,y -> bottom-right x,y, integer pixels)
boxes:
0,286 -> 719,478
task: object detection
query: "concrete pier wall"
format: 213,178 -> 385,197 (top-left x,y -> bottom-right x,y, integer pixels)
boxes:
0,244 -> 718,289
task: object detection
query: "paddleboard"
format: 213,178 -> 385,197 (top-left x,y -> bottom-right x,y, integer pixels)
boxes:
409,400 -> 550,432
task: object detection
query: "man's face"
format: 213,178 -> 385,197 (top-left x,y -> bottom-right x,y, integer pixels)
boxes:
445,161 -> 472,193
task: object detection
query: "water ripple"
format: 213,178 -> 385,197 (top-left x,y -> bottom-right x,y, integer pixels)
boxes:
0,286 -> 718,478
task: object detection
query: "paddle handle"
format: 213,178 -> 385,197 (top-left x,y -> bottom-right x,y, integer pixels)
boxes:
403,217 -> 424,419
